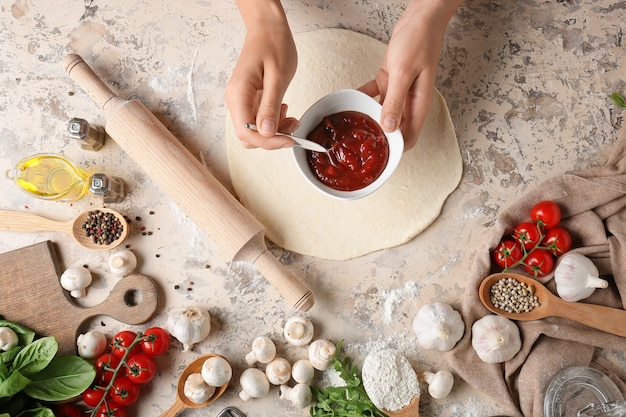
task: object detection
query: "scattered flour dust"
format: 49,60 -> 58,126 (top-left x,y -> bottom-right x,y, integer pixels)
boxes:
382,279 -> 420,324
361,348 -> 420,411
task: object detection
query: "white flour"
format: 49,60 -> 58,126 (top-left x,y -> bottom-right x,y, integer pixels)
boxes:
361,348 -> 420,412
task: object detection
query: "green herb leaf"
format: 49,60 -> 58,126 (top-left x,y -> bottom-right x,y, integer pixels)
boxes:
23,355 -> 95,402
611,93 -> 626,108
0,321 -> 35,346
12,405 -> 55,417
0,370 -> 30,398
11,337 -> 57,377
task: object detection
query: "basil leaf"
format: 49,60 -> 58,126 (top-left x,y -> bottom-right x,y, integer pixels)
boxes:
14,405 -> 54,417
0,321 -> 35,347
11,337 -> 57,377
23,356 -> 95,402
611,93 -> 626,108
0,370 -> 30,398
1,345 -> 22,366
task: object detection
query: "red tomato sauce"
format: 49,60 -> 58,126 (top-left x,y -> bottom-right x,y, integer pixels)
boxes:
306,111 -> 389,191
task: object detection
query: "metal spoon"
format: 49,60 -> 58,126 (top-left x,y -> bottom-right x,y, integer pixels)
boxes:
479,272 -> 626,337
158,354 -> 230,417
0,208 -> 128,251
245,123 -> 329,152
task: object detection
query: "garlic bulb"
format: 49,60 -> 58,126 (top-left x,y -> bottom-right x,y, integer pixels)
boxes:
554,253 -> 608,302
291,359 -> 315,384
77,330 -> 107,359
184,373 -> 216,404
471,315 -> 521,363
60,267 -> 92,298
0,327 -> 18,351
308,339 -> 336,371
412,302 -> 465,352
201,355 -> 232,387
245,336 -> 276,366
166,307 -> 211,351
108,249 -> 138,277
283,316 -> 314,346
239,368 -> 270,401
280,384 -> 313,408
422,370 -> 454,399
266,357 -> 292,385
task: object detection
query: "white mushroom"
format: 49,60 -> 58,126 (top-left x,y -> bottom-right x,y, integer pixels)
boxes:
201,355 -> 232,387
76,330 -> 107,359
239,368 -> 270,401
422,370 -> 454,399
308,339 -> 336,371
283,316 -> 314,346
280,384 -> 313,408
60,266 -> 93,298
0,327 -> 19,351
265,357 -> 292,385
244,336 -> 276,366
291,359 -> 315,384
184,372 -> 216,404
108,249 -> 138,277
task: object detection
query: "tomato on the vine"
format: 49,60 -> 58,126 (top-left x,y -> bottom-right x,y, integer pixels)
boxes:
493,239 -> 523,269
513,221 -> 543,251
55,404 -> 83,417
530,201 -> 561,230
524,248 -> 555,277
108,376 -> 140,406
110,330 -> 140,359
140,327 -> 171,356
95,353 -> 121,383
543,227 -> 572,256
82,384 -> 107,407
96,402 -> 127,417
125,353 -> 157,384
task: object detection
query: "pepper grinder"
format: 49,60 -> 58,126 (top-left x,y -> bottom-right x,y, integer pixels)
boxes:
89,173 -> 127,203
67,117 -> 106,151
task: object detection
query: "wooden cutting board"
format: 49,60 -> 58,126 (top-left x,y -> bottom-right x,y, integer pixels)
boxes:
0,241 -> 159,355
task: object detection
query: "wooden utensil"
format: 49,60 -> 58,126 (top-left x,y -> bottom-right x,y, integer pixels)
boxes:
479,272 -> 626,337
0,208 -> 128,251
382,395 -> 420,417
158,354 -> 230,417
0,241 -> 159,354
63,54 -> 313,312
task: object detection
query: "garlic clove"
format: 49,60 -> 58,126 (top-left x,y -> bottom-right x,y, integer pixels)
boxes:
280,384 -> 313,408
201,355 -> 233,387
422,370 -> 454,399
308,339 -> 336,371
166,307 -> 212,351
60,266 -> 93,298
412,302 -> 465,352
265,357 -> 292,385
245,336 -> 276,366
554,253 -> 609,302
77,330 -> 107,359
108,249 -> 138,277
184,372 -> 216,404
291,359 -> 315,384
283,316 -> 314,346
0,327 -> 19,352
471,315 -> 521,363
239,368 -> 270,401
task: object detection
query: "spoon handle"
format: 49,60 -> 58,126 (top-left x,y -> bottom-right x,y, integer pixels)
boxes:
158,399 -> 185,417
552,297 -> 626,337
245,123 -> 329,152
0,210 -> 72,234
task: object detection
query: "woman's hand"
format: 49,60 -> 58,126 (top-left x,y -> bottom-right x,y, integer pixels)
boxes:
224,0 -> 299,149
360,0 -> 463,150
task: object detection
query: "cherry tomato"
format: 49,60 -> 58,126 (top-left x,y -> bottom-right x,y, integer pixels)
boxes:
513,221 -> 543,251
110,330 -> 140,359
55,404 -> 83,417
524,249 -> 555,277
493,239 -> 523,269
108,376 -> 140,406
82,384 -> 107,407
125,353 -> 157,384
95,353 -> 121,383
542,227 -> 572,256
530,201 -> 561,230
96,402 -> 127,417
140,327 -> 171,356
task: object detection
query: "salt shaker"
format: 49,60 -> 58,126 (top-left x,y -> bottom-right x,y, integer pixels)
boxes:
67,118 -> 106,151
89,173 -> 127,203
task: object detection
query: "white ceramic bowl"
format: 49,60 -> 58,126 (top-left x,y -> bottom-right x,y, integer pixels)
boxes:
292,89 -> 404,200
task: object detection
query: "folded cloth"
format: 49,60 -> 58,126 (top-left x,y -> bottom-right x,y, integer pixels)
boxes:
445,125 -> 626,417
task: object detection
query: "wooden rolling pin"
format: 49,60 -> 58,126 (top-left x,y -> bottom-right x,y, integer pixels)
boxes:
63,55 -> 314,312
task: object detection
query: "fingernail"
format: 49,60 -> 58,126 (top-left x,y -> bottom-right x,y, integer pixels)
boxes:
382,115 -> 397,131
260,119 -> 276,135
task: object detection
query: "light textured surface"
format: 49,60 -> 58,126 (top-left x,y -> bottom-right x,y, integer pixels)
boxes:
1,1 -> 625,416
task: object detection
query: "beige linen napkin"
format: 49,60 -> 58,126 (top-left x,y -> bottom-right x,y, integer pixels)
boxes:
445,125 -> 626,417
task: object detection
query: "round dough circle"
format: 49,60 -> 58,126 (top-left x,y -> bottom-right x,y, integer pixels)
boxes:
226,28 -> 462,260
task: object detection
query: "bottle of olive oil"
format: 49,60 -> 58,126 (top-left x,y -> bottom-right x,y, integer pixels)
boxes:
5,154 -> 90,202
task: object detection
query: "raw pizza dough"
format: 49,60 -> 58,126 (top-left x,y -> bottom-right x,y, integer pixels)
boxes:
226,28 -> 462,260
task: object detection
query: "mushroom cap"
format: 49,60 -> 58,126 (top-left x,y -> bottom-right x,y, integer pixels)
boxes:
201,356 -> 232,387
60,266 -> 92,290
240,368 -> 270,399
291,359 -> 315,384
284,316 -> 314,346
266,357 -> 292,385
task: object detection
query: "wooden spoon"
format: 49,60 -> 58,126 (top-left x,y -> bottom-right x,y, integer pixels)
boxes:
158,354 -> 230,417
381,395 -> 421,417
479,272 -> 626,337
0,208 -> 128,250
